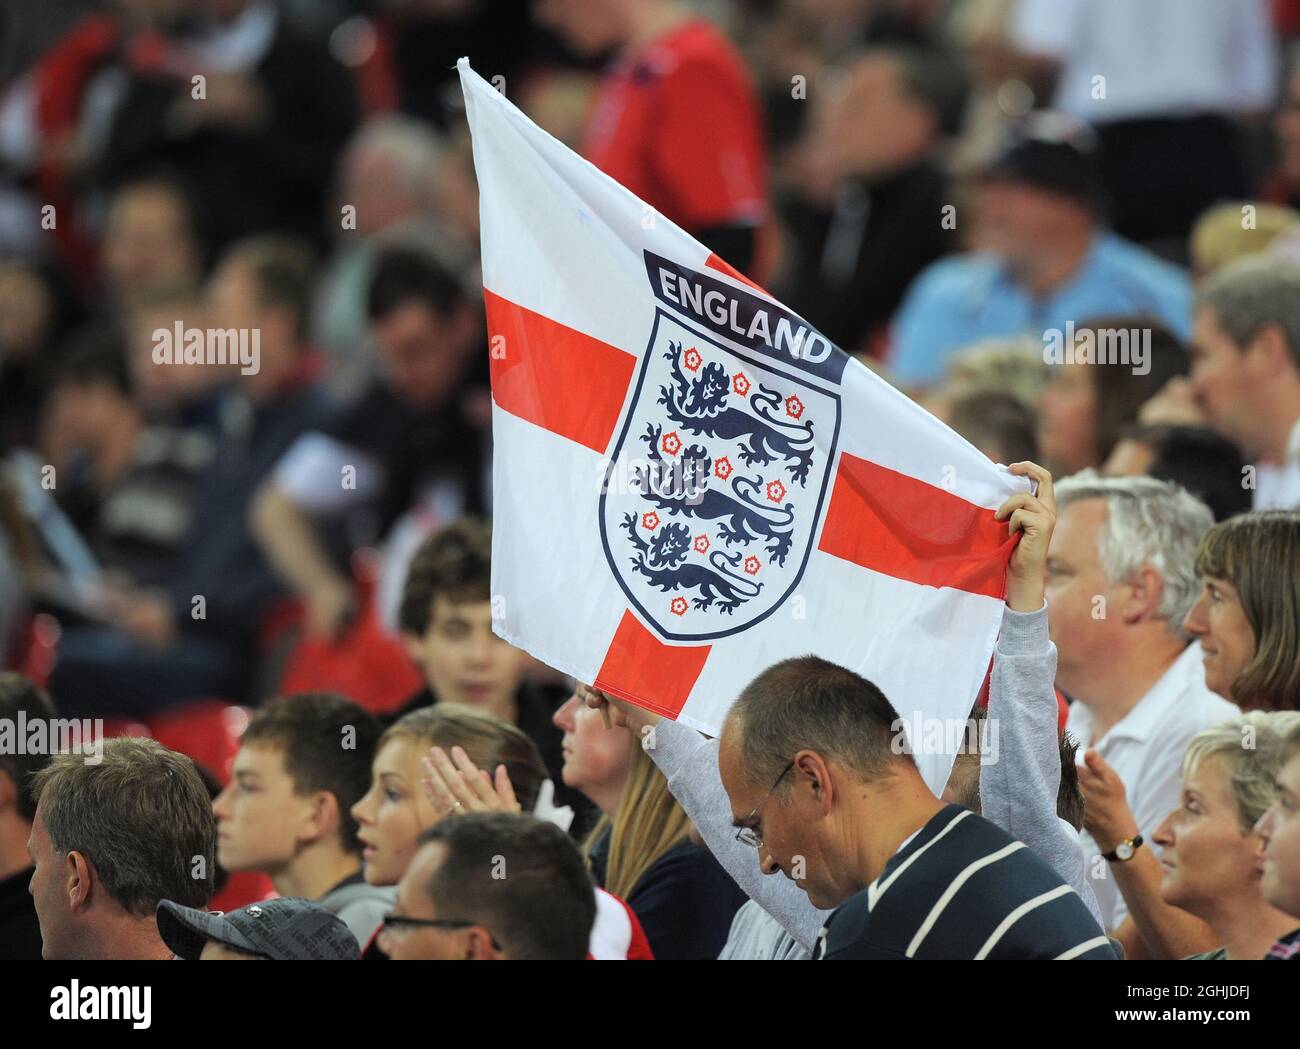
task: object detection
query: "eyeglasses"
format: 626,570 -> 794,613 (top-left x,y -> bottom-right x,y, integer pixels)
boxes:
735,759 -> 795,850
381,914 -> 502,951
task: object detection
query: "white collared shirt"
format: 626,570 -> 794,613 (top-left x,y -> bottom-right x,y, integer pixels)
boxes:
1252,417 -> 1300,511
1066,643 -> 1239,931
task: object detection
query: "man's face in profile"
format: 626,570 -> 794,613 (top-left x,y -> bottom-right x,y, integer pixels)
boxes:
718,724 -> 842,910
27,806 -> 72,959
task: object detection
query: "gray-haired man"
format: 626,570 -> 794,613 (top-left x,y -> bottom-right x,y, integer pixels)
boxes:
1048,472 -> 1238,942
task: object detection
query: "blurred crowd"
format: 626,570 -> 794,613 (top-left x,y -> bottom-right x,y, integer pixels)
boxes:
1,0 -> 1300,963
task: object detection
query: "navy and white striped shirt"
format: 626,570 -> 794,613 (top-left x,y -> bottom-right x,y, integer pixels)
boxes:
816,805 -> 1116,960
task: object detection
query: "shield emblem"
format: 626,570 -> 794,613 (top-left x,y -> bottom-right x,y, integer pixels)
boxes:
599,308 -> 841,641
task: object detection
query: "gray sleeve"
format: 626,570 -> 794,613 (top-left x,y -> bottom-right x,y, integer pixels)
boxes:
981,603 -> 1104,927
647,720 -> 830,951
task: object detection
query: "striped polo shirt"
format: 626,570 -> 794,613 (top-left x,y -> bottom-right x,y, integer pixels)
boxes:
816,805 -> 1116,960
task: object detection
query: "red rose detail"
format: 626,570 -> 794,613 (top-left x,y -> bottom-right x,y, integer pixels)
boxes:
670,596 -> 689,616
732,373 -> 751,396
684,348 -> 703,372
714,457 -> 733,480
693,534 -> 710,554
785,395 -> 804,419
766,480 -> 787,503
743,556 -> 761,576
641,512 -> 660,531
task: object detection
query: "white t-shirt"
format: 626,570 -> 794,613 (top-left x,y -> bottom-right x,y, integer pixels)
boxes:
1065,642 -> 1239,932
1010,0 -> 1276,124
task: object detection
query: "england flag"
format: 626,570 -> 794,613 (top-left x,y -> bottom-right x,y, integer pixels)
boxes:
459,59 -> 1028,791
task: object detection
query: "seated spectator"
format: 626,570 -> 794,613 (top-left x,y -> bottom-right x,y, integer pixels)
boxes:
1184,510 -> 1300,711
1189,255 -> 1300,510
553,689 -> 748,959
1102,424 -> 1250,521
1256,718 -> 1300,958
252,246 -> 487,638
313,115 -> 478,392
389,518 -> 589,819
45,338 -> 211,589
1049,474 -> 1237,941
352,704 -> 549,892
28,737 -> 215,960
1036,317 -> 1188,476
590,462 -> 1107,959
48,235 -> 332,716
888,118 -> 1191,388
157,896 -> 359,960
380,812 -> 595,960
1190,201 -> 1300,283
0,673 -> 55,960
97,177 -> 205,317
213,693 -> 391,946
778,44 -> 965,355
1079,712 -> 1300,959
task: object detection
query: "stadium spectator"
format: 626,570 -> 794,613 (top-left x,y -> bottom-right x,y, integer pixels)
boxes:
1189,256 -> 1300,510
98,178 -> 205,316
1256,718 -> 1300,958
1049,474 -> 1237,939
388,518 -> 587,819
48,235 -> 332,716
1079,712 -> 1300,959
380,812 -> 595,960
45,337 -> 210,588
553,689 -> 746,959
1005,0 -> 1275,255
777,45 -> 964,355
158,895 -> 360,960
535,0 -> 769,275
889,118 -> 1191,388
28,737 -> 215,960
1035,317 -> 1189,477
252,246 -> 487,638
1184,511 -> 1300,711
352,704 -> 549,888
1101,424 -> 1250,522
0,673 -> 55,960
213,693 -> 391,946
313,116 -> 479,392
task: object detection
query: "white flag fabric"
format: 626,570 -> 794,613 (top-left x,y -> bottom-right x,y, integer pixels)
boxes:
458,59 -> 1027,792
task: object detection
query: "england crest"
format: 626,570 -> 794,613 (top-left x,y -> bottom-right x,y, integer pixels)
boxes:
599,308 -> 842,641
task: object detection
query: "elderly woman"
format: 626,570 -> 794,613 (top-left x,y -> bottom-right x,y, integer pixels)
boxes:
1080,711 -> 1300,959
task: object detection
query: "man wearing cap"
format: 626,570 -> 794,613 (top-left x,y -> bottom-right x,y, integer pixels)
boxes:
888,114 -> 1191,389
157,897 -> 360,960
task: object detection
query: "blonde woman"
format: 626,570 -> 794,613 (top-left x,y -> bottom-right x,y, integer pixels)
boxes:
351,704 -> 548,891
1080,712 -> 1300,959
424,689 -> 746,958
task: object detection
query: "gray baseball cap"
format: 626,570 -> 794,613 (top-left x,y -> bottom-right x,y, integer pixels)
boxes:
157,897 -> 360,960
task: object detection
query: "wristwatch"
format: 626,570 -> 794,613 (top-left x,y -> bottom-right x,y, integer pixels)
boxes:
1103,834 -> 1144,863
